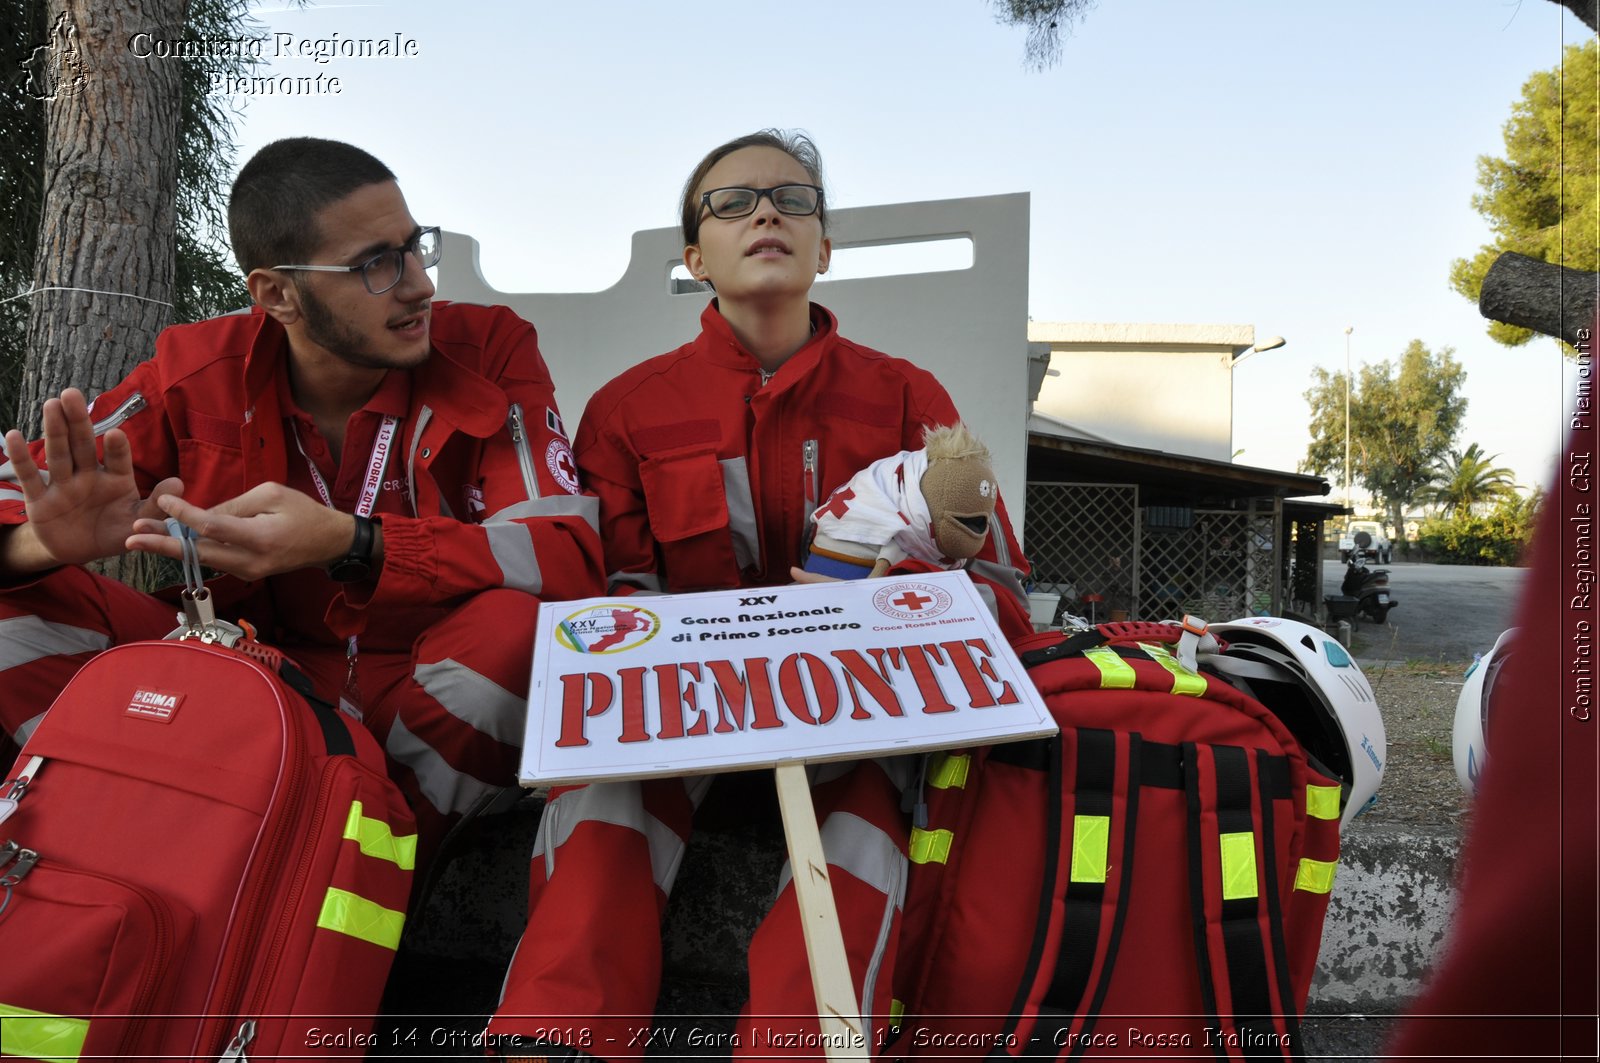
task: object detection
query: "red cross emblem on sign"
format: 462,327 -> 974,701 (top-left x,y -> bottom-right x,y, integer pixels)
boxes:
892,590 -> 934,612
818,488 -> 855,520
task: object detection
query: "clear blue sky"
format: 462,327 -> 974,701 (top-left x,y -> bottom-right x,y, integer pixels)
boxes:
225,0 -> 1592,502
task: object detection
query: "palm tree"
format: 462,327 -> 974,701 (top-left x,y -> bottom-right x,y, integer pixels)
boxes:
1421,444 -> 1518,515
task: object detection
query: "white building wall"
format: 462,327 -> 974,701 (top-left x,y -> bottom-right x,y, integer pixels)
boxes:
1028,322 -> 1254,462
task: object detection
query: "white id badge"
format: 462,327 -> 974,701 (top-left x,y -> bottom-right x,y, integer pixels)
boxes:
0,797 -> 17,828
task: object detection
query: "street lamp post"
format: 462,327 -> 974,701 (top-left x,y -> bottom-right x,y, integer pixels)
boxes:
1343,326 -> 1353,510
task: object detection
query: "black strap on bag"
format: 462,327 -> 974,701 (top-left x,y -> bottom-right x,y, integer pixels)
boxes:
1185,744 -> 1289,1062
1058,732 -> 1141,1061
276,661 -> 355,759
1254,756 -> 1306,1062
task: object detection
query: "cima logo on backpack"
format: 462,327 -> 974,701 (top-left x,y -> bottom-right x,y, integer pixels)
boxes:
890,618 -> 1383,1061
0,634 -> 416,1062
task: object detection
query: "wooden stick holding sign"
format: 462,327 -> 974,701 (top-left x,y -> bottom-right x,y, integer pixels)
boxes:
521,574 -> 1055,1056
774,761 -> 870,1060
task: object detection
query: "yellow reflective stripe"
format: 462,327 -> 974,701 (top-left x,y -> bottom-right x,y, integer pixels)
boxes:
1294,857 -> 1337,895
316,886 -> 405,950
1139,644 -> 1207,697
1306,785 -> 1341,822
1219,832 -> 1259,900
1070,814 -> 1110,884
889,999 -> 905,1027
909,827 -> 953,865
0,1001 -> 89,1061
343,800 -> 417,871
927,752 -> 970,790
1083,646 -> 1136,689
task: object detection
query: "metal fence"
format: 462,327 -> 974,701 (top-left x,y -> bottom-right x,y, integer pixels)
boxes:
1024,482 -> 1287,624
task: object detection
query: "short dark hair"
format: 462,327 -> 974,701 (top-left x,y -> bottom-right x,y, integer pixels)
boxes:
679,129 -> 828,247
228,137 -> 396,273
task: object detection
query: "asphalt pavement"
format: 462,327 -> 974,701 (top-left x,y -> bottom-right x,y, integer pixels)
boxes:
1324,559 -> 1527,665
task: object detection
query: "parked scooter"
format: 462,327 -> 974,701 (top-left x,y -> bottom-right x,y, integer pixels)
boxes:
1339,554 -> 1397,624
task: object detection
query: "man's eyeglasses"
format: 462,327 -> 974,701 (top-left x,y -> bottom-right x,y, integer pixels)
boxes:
273,226 -> 442,295
699,185 -> 823,221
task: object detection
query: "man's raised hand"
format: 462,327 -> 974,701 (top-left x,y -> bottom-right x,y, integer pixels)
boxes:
0,388 -> 182,573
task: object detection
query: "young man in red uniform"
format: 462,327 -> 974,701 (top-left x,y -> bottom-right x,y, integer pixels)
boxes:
489,130 -> 1031,1061
0,137 -> 605,860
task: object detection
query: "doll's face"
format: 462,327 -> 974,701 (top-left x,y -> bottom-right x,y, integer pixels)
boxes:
921,454 -> 997,560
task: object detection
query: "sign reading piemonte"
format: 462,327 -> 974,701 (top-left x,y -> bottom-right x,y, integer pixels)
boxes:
519,571 -> 1056,785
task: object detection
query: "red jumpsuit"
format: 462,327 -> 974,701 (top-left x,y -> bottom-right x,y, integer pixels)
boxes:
490,302 -> 1031,1059
0,303 -> 606,857
1383,397 -> 1599,1056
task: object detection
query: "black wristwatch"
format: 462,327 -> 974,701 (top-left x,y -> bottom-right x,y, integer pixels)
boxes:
328,515 -> 376,583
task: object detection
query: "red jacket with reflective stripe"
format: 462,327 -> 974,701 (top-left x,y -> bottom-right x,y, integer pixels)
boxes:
574,302 -> 1030,626
0,303 -> 605,641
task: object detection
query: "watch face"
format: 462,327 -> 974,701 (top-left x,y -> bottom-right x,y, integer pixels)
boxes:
328,558 -> 371,583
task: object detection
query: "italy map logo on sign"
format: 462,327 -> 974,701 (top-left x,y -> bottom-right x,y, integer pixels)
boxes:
556,604 -> 660,654
872,581 -> 953,621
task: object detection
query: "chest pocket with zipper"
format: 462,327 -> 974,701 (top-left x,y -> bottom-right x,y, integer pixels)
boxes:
638,445 -> 743,591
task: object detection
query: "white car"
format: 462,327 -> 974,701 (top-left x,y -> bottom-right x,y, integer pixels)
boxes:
1339,520 -> 1392,564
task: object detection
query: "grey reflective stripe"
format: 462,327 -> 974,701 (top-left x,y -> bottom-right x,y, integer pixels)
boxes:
721,458 -> 759,572
609,571 -> 664,594
861,822 -> 906,1042
986,512 -> 1013,567
405,405 -> 433,516
811,756 -> 913,793
413,658 -> 526,746
539,780 -> 691,894
776,810 -> 907,905
14,710 -> 45,745
485,521 -> 542,593
772,808 -> 906,1034
487,495 -> 600,536
384,715 -> 503,816
966,555 -> 1030,615
0,616 -> 111,671
810,760 -> 855,787
969,581 -> 1000,624
872,755 -> 917,791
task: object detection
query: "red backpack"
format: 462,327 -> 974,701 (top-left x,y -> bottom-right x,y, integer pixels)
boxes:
889,622 -> 1343,1061
0,621 -> 416,1062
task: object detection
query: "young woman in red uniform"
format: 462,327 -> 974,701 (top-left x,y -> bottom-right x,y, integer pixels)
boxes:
489,130 -> 1030,1061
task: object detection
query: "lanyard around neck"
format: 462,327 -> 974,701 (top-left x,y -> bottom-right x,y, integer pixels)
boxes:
293,414 -> 399,518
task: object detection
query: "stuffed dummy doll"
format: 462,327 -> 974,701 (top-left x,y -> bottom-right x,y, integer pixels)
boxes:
803,422 -> 997,579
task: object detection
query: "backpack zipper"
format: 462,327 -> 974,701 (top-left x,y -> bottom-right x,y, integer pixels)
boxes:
216,1019 -> 256,1062
192,648 -> 309,1059
240,757 -> 343,1035
0,855 -> 178,1055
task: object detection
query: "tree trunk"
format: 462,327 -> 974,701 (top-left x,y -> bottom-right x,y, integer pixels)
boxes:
22,0 -> 185,588
1479,251 -> 1600,349
22,0 -> 184,437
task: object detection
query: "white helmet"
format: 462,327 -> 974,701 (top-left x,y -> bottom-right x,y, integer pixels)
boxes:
1204,617 -> 1387,828
1453,628 -> 1517,797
